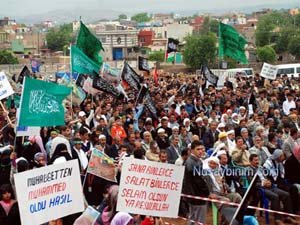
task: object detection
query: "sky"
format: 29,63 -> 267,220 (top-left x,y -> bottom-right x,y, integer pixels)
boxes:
1,0 -> 299,17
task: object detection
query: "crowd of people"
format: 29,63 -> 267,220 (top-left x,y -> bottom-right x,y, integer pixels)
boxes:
0,71 -> 300,225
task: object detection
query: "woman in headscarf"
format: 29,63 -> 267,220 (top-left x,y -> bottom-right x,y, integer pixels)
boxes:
96,185 -> 119,225
22,136 -> 42,168
49,143 -> 72,165
110,212 -> 133,225
33,152 -> 47,168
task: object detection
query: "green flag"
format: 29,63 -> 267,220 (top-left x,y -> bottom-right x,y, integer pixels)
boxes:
71,45 -> 101,75
219,23 -> 248,64
166,52 -> 175,63
76,21 -> 104,66
19,77 -> 71,126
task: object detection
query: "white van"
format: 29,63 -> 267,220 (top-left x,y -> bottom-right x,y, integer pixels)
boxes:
211,68 -> 254,89
276,63 -> 300,78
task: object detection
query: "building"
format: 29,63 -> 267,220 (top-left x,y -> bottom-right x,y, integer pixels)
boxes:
95,24 -> 139,61
138,30 -> 154,47
0,31 -> 9,50
190,16 -> 205,32
0,17 -> 15,27
251,9 -> 272,19
152,13 -> 174,25
234,19 -> 258,45
166,23 -> 193,42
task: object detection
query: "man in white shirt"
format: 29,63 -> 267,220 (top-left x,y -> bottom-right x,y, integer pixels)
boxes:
283,93 -> 296,116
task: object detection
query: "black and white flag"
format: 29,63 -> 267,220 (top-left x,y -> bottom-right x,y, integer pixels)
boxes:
201,65 -> 219,87
138,56 -> 150,72
93,76 -> 121,97
121,61 -> 143,91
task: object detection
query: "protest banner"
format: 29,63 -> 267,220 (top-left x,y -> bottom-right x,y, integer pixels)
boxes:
117,158 -> 185,218
0,72 -> 14,100
14,159 -> 84,225
260,63 -> 278,80
16,126 -> 40,137
86,148 -> 117,182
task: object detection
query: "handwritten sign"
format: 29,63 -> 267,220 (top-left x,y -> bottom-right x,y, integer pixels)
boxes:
0,72 -> 14,100
14,160 -> 84,225
260,63 -> 278,80
117,158 -> 184,218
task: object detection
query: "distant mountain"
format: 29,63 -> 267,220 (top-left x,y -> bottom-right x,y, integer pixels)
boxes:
15,9 -> 123,24
12,0 -> 300,24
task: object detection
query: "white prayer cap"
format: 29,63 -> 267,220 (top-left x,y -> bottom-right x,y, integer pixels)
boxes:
217,123 -> 226,128
183,118 -> 190,124
78,111 -> 86,117
216,150 -> 227,157
172,126 -> 179,130
157,128 -> 165,133
227,130 -> 235,135
195,117 -> 203,123
99,134 -> 106,139
208,156 -> 219,165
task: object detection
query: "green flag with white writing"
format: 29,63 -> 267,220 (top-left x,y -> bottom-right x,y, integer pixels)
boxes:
76,21 -> 104,66
19,77 -> 71,126
219,22 -> 248,64
71,45 -> 101,75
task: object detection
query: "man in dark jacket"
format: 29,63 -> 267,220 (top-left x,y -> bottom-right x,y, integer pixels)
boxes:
182,140 -> 212,224
284,145 -> 300,214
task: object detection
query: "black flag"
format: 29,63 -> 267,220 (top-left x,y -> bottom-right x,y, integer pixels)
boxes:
93,76 -> 121,97
167,38 -> 179,54
75,74 -> 87,88
121,62 -> 143,91
135,84 -> 148,105
138,56 -> 150,72
201,65 -> 219,87
144,92 -> 157,118
14,66 -> 31,84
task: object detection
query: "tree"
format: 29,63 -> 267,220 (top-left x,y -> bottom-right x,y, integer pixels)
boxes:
131,13 -> 151,23
118,14 -> 127,20
0,50 -> 18,64
198,17 -> 219,35
288,35 -> 300,60
46,23 -> 73,52
256,46 -> 276,63
274,27 -> 294,53
148,51 -> 165,62
183,33 -> 217,70
255,11 -> 294,47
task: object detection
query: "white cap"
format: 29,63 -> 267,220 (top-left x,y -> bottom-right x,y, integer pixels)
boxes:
183,118 -> 190,124
146,117 -> 152,122
227,130 -> 235,135
217,123 -> 226,128
216,150 -> 227,157
172,126 -> 179,130
240,106 -> 246,110
208,156 -> 219,165
195,117 -> 203,123
79,111 -> 86,117
99,134 -> 106,139
157,128 -> 165,133
162,116 -> 169,121
232,113 -> 238,117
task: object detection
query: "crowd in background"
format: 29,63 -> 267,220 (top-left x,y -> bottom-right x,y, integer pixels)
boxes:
0,72 -> 300,225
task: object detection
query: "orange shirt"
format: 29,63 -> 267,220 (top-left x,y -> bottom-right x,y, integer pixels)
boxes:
111,125 -> 127,143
